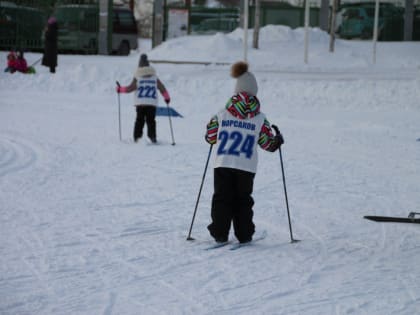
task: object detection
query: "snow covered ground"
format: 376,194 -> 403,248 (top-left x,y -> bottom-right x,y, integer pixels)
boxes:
1,26 -> 420,315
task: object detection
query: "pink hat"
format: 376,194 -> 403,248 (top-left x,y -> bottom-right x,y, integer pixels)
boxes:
48,17 -> 56,24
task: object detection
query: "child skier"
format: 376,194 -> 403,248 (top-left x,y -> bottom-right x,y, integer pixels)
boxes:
4,51 -> 17,73
205,61 -> 284,244
116,54 -> 170,143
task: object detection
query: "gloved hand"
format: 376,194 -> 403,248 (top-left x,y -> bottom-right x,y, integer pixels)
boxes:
163,90 -> 170,105
116,86 -> 128,93
275,134 -> 284,146
205,120 -> 217,145
272,124 -> 284,146
205,134 -> 216,145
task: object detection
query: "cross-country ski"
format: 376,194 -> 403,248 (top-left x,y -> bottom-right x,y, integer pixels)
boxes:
229,230 -> 268,250
364,212 -> 420,224
204,241 -> 231,251
203,230 -> 268,251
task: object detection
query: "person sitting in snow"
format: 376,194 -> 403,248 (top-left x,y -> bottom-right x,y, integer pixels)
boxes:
116,54 -> 171,143
14,50 -> 29,73
16,50 -> 36,74
4,50 -> 35,74
4,51 -> 18,73
205,61 -> 284,244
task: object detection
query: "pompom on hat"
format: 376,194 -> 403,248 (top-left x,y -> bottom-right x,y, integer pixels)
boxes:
231,61 -> 258,96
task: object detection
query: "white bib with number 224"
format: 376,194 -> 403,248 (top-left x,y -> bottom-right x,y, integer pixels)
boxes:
214,110 -> 265,174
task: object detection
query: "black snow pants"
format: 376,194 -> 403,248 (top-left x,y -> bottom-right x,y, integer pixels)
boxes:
134,105 -> 156,142
208,167 -> 255,243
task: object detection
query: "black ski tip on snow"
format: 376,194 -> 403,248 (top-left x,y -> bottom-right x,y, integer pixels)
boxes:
364,214 -> 420,224
364,216 -> 379,222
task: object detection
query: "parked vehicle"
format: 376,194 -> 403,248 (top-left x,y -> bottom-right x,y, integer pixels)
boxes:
54,4 -> 138,55
112,6 -> 138,55
337,2 -> 404,40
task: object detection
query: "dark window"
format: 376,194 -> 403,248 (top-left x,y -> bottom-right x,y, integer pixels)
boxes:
113,10 -> 136,33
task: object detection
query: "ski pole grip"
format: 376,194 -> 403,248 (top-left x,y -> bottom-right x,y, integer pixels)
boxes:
116,81 -> 121,87
272,124 -> 280,135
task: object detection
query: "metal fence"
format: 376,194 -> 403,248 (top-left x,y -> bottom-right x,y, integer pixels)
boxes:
190,7 -> 240,34
165,3 -> 419,41
0,0 -> 54,51
0,0 -> 100,52
164,4 -> 319,39
249,3 -> 320,29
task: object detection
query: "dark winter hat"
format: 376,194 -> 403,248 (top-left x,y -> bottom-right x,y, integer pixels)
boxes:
139,54 -> 149,67
231,61 -> 258,96
48,17 -> 57,25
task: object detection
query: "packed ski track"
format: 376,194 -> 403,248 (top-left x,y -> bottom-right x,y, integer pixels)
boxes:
1,30 -> 420,314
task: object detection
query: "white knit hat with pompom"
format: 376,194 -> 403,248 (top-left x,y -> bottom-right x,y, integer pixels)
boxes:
231,61 -> 258,96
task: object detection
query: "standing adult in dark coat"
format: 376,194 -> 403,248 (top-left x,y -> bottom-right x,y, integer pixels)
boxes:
42,17 -> 58,73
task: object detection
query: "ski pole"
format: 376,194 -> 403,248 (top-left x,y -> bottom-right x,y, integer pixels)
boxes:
187,145 -> 213,241
30,57 -> 42,67
116,81 -> 122,141
272,125 -> 299,243
278,147 -> 299,243
166,103 -> 176,145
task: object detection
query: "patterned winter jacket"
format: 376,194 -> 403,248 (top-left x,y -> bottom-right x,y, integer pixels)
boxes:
205,92 -> 280,152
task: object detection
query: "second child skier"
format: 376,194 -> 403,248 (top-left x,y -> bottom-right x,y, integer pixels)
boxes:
117,54 -> 171,143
